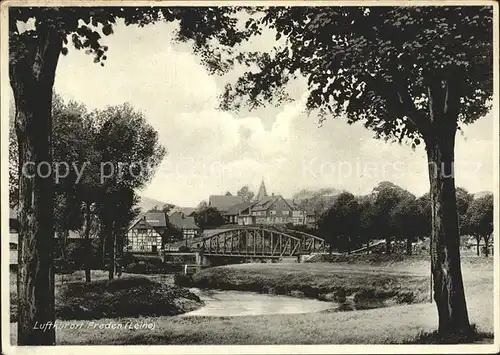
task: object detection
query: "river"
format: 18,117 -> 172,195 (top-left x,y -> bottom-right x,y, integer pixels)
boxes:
182,288 -> 334,317
181,288 -> 389,317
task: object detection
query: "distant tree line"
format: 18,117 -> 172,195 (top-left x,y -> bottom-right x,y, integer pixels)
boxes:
317,181 -> 493,256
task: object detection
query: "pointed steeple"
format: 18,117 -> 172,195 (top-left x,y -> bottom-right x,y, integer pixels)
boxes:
253,179 -> 268,201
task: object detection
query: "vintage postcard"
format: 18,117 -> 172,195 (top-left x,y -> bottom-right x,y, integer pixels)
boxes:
1,0 -> 499,354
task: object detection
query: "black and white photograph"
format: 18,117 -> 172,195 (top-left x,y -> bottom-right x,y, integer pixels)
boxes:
1,1 -> 498,353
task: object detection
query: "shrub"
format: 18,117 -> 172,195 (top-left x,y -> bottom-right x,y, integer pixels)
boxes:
353,288 -> 376,302
125,262 -> 146,273
396,291 -> 416,304
333,288 -> 347,302
55,277 -> 202,320
174,273 -> 193,287
124,260 -> 168,274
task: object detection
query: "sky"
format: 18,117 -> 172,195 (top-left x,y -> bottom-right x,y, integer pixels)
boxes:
40,19 -> 494,207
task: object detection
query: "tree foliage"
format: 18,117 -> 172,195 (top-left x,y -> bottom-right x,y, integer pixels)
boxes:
465,194 -> 493,256
318,191 -> 361,253
162,203 -> 176,214
10,95 -> 88,236
194,206 -> 226,229
370,181 -> 414,253
455,187 -> 473,234
356,195 -> 375,252
220,6 -> 492,145
8,4 -> 250,345
90,103 -> 165,278
466,194 -> 494,237
237,185 -> 255,203
390,194 -> 429,254
9,6 -> 248,71
292,188 -> 340,215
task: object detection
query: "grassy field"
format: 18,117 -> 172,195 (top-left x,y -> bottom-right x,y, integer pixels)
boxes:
10,296 -> 493,345
9,256 -> 494,345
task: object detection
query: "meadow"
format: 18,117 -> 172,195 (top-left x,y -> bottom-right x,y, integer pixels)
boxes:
9,255 -> 494,345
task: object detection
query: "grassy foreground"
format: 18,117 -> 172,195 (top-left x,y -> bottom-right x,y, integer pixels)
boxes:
9,256 -> 494,345
10,298 -> 492,345
10,271 -> 201,322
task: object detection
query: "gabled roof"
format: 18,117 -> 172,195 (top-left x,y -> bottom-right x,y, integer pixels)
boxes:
208,195 -> 244,212
226,201 -> 254,215
285,199 -> 297,208
238,201 -> 259,215
251,196 -> 278,211
251,195 -> 299,212
143,212 -> 167,227
128,216 -> 156,231
127,211 -> 167,231
169,211 -> 199,230
168,207 -> 196,217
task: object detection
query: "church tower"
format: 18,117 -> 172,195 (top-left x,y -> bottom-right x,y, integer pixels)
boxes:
253,179 -> 268,202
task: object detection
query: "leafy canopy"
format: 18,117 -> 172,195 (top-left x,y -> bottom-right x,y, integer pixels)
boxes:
9,6 -> 248,68
218,6 -> 493,146
466,194 -> 493,238
195,206 -> 226,229
237,185 -> 255,203
318,191 -> 361,251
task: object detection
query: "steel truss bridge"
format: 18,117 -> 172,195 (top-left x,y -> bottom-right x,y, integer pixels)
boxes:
200,227 -> 329,258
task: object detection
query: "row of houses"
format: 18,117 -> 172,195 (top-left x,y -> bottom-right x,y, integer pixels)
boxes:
8,181 -> 318,256
8,208 -> 199,257
121,180 -> 319,253
208,180 -> 317,227
125,181 -> 316,253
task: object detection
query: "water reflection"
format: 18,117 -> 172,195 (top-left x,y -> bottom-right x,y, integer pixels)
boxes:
182,288 -> 334,317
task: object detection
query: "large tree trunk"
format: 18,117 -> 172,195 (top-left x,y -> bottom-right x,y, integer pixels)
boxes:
426,117 -> 471,340
10,25 -> 62,345
84,202 -> 92,283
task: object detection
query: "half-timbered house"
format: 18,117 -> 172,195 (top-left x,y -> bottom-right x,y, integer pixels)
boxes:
125,212 -> 166,253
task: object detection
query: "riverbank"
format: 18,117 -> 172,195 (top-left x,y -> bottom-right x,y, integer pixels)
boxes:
189,255 -> 493,307
189,261 -> 428,305
9,256 -> 494,345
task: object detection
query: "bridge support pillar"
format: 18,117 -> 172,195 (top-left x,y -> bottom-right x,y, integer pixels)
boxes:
195,252 -> 211,266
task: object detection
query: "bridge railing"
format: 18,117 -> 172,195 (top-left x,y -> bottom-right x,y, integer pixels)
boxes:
199,226 -> 329,257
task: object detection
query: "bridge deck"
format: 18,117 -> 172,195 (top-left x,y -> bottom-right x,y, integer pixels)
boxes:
203,253 -> 284,258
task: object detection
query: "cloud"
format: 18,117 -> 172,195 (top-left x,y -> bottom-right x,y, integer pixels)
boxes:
49,21 -> 494,206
